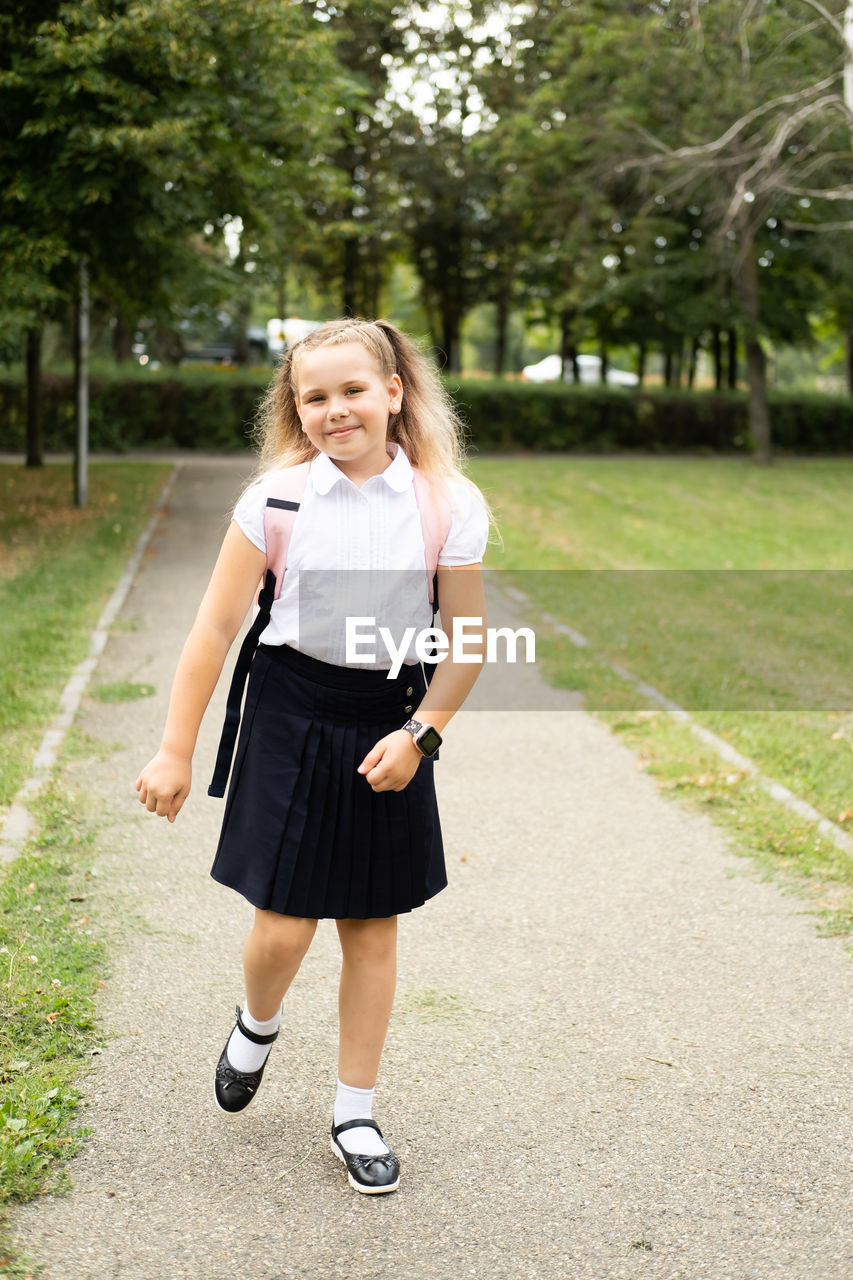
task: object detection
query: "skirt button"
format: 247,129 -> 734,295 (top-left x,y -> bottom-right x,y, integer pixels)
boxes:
406,686 -> 414,696
404,704 -> 413,714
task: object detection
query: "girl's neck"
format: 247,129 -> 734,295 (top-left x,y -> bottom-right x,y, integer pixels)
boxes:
333,446 -> 394,489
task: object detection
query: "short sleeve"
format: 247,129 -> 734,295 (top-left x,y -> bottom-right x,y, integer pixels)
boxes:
232,478 -> 268,553
438,479 -> 490,566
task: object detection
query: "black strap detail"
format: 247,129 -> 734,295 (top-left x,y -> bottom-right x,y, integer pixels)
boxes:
208,570 -> 276,798
234,1005 -> 280,1046
267,497 -> 300,511
332,1118 -> 383,1140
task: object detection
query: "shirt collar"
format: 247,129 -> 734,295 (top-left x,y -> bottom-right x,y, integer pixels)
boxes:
310,444 -> 412,495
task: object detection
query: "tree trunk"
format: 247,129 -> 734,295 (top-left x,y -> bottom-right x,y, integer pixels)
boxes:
112,312 -> 134,363
736,239 -> 772,464
156,328 -> 185,367
598,341 -> 609,386
494,295 -> 509,376
687,336 -> 700,389
671,345 -> 683,389
846,327 -> 853,395
664,347 -> 673,388
25,328 -> 44,468
727,328 -> 738,389
232,300 -> 251,365
440,308 -> 460,373
712,325 -> 723,390
342,235 -> 358,317
636,341 -> 647,386
232,251 -> 251,366
559,309 -> 577,382
365,265 -> 381,321
744,338 -> 771,462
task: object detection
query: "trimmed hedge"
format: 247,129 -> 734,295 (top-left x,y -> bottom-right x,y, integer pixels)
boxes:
0,371 -> 268,453
1,372 -> 851,454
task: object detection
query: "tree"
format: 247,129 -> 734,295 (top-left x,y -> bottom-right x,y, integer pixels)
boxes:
0,0 -> 344,474
614,0 -> 852,459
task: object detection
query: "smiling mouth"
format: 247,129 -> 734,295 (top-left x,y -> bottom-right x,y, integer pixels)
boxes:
327,426 -> 359,437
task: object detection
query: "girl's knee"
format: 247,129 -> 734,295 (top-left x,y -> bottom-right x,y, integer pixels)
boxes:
337,916 -> 397,965
247,912 -> 317,971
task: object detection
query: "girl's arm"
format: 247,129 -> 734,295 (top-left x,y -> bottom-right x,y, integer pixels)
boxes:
135,523 -> 266,822
358,563 -> 487,792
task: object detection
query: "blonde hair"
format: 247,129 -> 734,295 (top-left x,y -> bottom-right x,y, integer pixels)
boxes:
252,318 -> 469,485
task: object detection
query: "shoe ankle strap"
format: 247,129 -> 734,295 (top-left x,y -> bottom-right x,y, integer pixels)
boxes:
235,1005 -> 280,1046
332,1118 -> 383,1139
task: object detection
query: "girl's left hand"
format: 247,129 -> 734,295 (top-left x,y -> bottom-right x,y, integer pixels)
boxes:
358,730 -> 421,792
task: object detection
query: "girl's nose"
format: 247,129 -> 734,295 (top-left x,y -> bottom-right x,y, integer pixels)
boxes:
328,397 -> 351,419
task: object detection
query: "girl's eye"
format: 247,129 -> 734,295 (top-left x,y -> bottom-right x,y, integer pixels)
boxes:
346,387 -> 362,395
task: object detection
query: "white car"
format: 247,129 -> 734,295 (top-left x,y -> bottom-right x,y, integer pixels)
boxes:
522,353 -> 638,386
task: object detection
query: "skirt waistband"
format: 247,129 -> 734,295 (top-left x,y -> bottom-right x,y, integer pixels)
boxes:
258,643 -> 422,693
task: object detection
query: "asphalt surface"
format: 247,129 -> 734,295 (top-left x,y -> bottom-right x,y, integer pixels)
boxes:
10,456 -> 853,1280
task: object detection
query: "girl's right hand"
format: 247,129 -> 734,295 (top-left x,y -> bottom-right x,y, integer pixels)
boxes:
135,750 -> 192,823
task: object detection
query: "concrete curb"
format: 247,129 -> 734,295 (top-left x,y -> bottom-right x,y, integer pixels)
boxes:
530,601 -> 853,860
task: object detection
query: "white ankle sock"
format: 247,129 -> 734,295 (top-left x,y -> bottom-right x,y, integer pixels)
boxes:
226,1005 -> 281,1074
333,1080 -> 390,1157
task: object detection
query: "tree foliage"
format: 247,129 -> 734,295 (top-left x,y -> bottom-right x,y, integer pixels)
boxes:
2,0 -> 853,463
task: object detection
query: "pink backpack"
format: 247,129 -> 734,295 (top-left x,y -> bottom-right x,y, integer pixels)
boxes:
209,459 -> 451,796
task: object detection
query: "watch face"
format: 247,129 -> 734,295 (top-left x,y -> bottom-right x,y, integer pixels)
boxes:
416,725 -> 442,757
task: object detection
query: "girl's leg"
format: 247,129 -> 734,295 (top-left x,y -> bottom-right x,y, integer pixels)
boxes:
327,918 -> 402,1189
216,911 -> 317,1113
336,915 -> 398,1087
243,909 -> 318,1019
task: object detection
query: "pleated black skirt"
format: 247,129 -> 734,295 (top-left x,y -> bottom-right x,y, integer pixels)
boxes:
210,644 -> 446,919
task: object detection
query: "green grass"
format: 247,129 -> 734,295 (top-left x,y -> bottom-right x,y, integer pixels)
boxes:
0,462 -> 172,812
0,777 -> 107,1280
471,455 -> 853,569
469,455 -> 853,931
0,462 -> 171,1262
0,782 -> 104,1206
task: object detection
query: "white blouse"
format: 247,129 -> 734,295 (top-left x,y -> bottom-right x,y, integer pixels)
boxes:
232,446 -> 489,668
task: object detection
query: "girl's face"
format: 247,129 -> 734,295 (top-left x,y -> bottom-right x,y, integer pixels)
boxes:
294,342 -> 402,481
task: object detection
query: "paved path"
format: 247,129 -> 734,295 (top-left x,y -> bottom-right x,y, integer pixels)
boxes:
11,458 -> 853,1280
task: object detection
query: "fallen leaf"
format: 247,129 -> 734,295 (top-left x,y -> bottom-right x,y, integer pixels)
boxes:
838,810 -> 853,824
46,1012 -> 59,1024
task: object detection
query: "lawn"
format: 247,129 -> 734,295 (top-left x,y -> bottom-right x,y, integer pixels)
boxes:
0,461 -> 173,812
0,461 -> 172,1231
469,455 -> 853,929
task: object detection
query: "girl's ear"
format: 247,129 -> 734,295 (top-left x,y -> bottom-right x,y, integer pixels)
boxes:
389,372 -> 403,412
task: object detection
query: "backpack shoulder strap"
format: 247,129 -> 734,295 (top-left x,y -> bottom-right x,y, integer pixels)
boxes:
412,469 -> 452,606
263,461 -> 311,599
209,460 -> 310,798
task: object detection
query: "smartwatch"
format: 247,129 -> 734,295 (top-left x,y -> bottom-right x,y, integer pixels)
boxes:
402,719 -> 442,758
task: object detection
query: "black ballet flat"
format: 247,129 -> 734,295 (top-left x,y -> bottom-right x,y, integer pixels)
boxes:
330,1118 -> 401,1195
214,1005 -> 279,1114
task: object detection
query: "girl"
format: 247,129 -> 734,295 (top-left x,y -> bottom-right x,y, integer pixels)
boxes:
135,319 -> 489,1195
